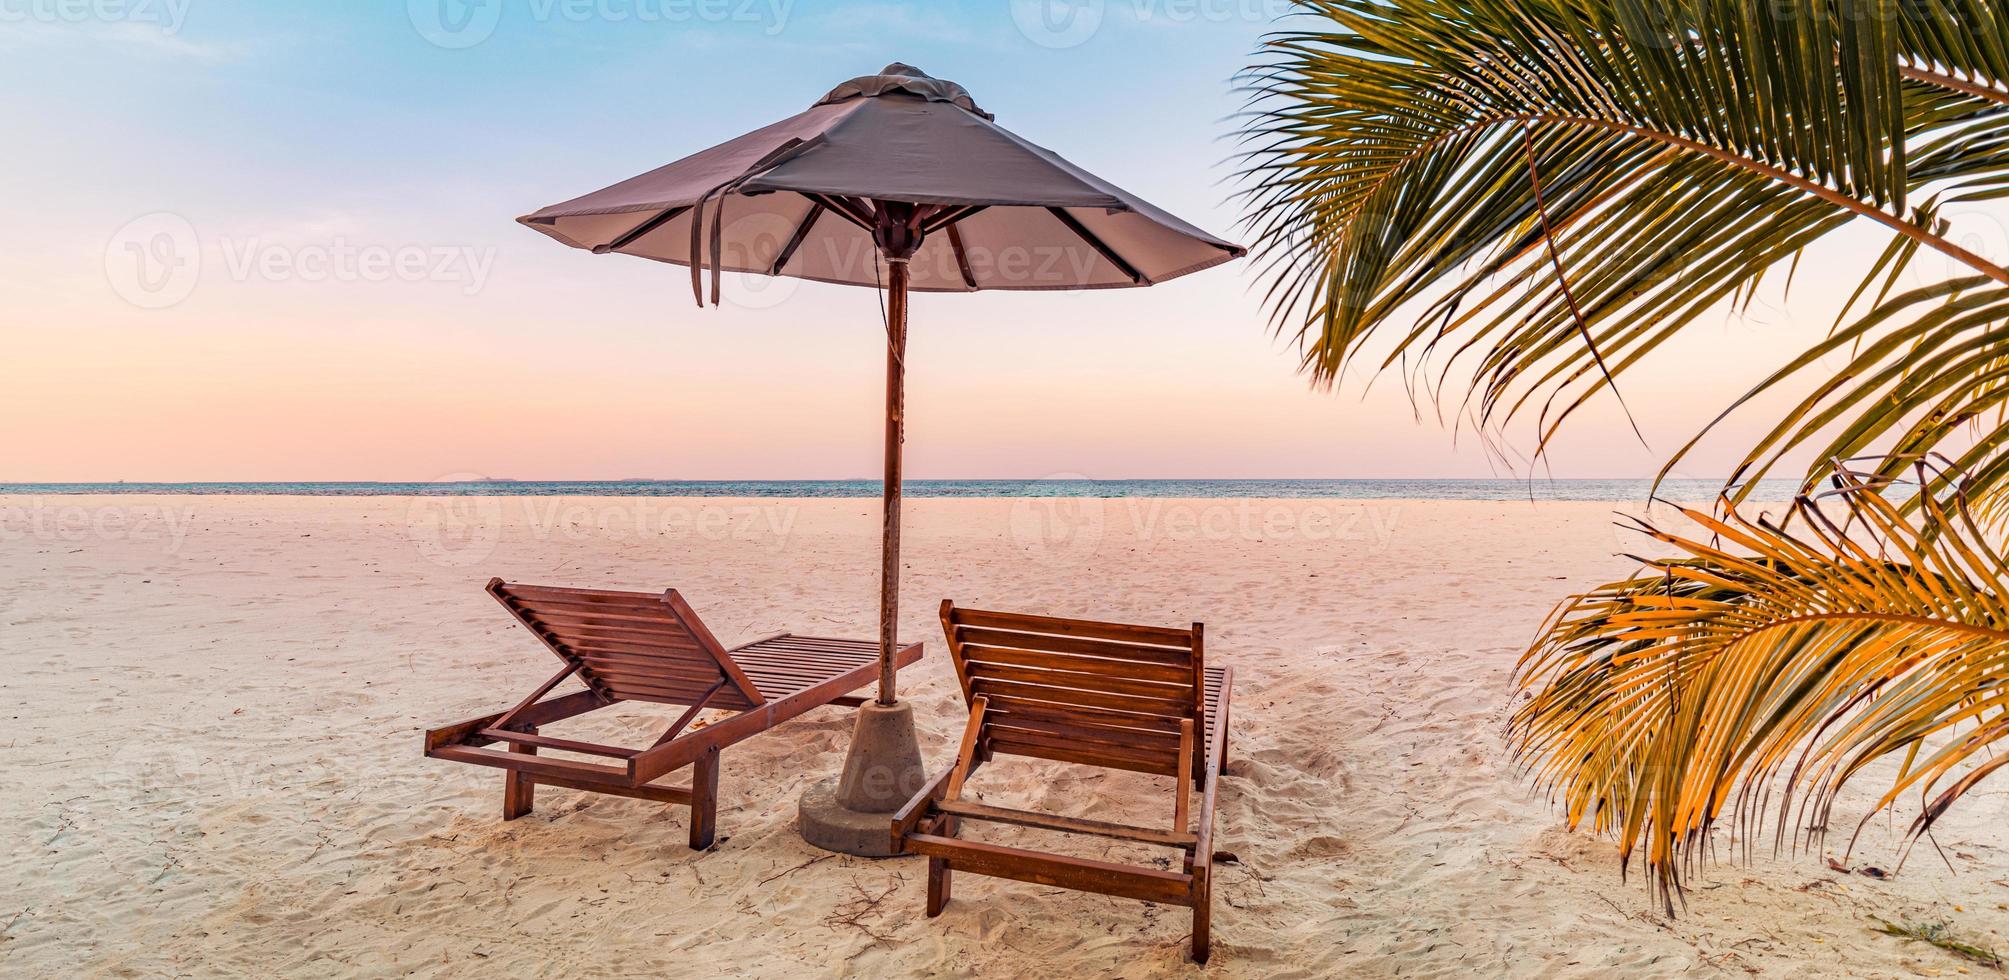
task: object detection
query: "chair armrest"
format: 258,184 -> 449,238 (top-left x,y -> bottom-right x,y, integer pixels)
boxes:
423,689 -> 610,753
890,767 -> 955,851
1193,667 -> 1232,878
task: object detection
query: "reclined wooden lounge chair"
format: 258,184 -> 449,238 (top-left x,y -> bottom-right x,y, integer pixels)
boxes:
892,601 -> 1232,963
425,580 -> 923,849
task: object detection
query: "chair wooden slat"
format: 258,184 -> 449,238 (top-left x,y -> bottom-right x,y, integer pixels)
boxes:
567,650 -> 730,674
533,622 -> 709,644
979,694 -> 1188,733
954,626 -> 1193,666
970,678 -> 1192,721
961,644 -> 1194,683
496,582 -> 652,601
513,606 -> 695,629
984,727 -> 1181,774
983,716 -> 1181,752
963,660 -> 1199,701
575,671 -> 740,701
503,594 -> 670,614
950,608 -> 1194,646
987,737 -> 1182,777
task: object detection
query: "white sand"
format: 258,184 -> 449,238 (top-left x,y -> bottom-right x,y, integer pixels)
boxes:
4,494 -> 2007,977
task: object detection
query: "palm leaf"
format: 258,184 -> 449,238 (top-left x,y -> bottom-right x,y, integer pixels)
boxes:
1239,0 -> 2009,910
1511,465 -> 2009,909
1665,278 -> 2009,516
1237,0 -> 2009,476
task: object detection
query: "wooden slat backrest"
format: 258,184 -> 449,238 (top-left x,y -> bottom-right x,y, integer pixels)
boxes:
489,580 -> 764,709
940,601 -> 1204,778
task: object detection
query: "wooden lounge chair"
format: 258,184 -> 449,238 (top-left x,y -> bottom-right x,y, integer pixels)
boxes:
892,601 -> 1233,963
424,579 -> 923,849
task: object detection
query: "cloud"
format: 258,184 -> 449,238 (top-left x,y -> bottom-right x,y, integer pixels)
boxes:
0,17 -> 258,64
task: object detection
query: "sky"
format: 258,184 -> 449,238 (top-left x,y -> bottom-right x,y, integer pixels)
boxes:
0,0 -> 1927,482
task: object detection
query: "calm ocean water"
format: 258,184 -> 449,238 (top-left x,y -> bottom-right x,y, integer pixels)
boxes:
0,479 -> 1798,501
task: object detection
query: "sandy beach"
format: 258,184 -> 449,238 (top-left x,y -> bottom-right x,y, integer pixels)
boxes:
4,494 -> 2007,977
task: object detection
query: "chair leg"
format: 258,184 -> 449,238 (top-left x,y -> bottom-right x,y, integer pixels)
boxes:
1190,871 -> 1212,964
926,857 -> 952,916
688,743 -> 720,850
924,814 -> 956,916
502,732 -> 537,820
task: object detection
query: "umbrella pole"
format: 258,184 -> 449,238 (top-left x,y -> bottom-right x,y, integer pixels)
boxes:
797,207 -> 925,857
877,257 -> 908,705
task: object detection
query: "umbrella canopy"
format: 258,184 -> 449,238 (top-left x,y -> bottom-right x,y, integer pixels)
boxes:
518,65 -> 1242,853
519,63 -> 1244,300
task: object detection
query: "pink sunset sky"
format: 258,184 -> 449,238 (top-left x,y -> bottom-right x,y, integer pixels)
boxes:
5,2 -> 1960,483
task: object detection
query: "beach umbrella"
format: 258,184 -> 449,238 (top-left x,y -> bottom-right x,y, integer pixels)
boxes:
518,63 -> 1243,853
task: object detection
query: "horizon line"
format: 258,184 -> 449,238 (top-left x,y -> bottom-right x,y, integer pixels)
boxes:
0,475 -> 1784,485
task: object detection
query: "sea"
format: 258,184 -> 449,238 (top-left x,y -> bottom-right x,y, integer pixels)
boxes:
0,479 -> 1800,501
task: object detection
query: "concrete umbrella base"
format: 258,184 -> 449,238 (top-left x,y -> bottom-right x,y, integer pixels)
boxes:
798,699 -> 927,857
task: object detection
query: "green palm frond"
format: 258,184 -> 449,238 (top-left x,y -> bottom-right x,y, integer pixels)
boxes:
1901,0 -> 2009,101
1668,278 -> 2009,517
1238,0 -> 2009,911
1511,467 -> 2009,909
1237,0 -> 2009,474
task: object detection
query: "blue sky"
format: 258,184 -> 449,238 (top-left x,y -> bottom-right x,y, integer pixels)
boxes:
6,1 -> 1263,244
0,1 -> 1876,481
